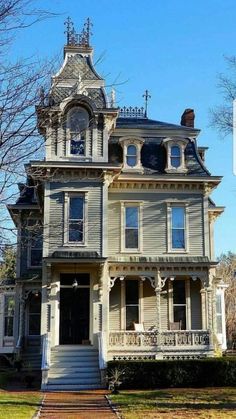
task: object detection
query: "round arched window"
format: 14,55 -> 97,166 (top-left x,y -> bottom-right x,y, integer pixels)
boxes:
170,145 -> 181,168
126,144 -> 137,167
67,107 -> 89,155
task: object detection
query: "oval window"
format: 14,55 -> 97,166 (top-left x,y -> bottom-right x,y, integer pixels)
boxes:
126,145 -> 137,167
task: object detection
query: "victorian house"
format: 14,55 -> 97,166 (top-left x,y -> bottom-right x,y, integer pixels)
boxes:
3,19 -> 226,390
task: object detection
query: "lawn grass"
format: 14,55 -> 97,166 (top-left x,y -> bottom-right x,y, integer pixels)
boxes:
110,387 -> 236,418
0,391 -> 42,419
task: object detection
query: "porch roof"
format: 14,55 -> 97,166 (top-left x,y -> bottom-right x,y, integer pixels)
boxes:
108,256 -> 215,265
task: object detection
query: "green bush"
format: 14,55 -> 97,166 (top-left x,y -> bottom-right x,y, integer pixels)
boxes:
107,358 -> 236,389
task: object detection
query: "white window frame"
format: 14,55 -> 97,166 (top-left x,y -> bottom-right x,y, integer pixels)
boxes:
64,192 -> 88,246
163,138 -> 188,173
119,137 -> 144,172
27,219 -> 43,269
120,201 -> 143,253
167,202 -> 189,253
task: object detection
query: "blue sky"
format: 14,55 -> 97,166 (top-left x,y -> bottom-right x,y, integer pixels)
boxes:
12,0 -> 236,257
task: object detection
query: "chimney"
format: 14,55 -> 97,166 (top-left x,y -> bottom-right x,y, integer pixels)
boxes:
181,108 -> 195,128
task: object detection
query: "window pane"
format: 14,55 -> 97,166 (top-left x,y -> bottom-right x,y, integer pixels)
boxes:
171,146 -> 180,157
125,229 -> 138,248
70,137 -> 85,155
68,108 -> 89,131
4,297 -> 15,316
171,156 -> 181,168
173,280 -> 186,304
126,280 -> 139,305
31,249 -> 42,266
4,317 -> 13,336
172,207 -> 185,229
69,197 -> 84,220
126,207 -> 138,228
126,306 -> 139,330
172,229 -> 185,249
69,222 -> 83,242
127,156 -> 137,167
127,145 -> 136,155
174,306 -> 186,329
216,294 -> 222,314
216,315 -> 223,334
29,295 -> 41,313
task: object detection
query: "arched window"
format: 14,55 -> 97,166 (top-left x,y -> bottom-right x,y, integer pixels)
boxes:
170,145 -> 181,168
126,144 -> 137,167
67,107 -> 89,156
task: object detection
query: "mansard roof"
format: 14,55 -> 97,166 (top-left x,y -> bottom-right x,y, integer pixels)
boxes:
116,117 -> 200,133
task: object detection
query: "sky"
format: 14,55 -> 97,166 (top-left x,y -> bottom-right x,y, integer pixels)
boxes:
11,0 -> 236,257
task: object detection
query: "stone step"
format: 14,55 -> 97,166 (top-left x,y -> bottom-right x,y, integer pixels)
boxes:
48,376 -> 101,384
49,366 -> 100,373
46,383 -> 104,390
48,370 -> 100,379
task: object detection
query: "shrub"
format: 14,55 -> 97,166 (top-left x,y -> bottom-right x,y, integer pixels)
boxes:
107,358 -> 236,389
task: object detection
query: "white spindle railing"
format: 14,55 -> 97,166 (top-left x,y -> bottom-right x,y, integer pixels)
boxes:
41,333 -> 51,390
109,330 -> 210,349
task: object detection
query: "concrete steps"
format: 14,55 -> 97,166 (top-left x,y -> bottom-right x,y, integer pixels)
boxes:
46,345 -> 102,390
21,349 -> 42,370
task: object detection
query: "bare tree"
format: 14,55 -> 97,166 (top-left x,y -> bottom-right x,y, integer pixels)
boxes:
210,56 -> 236,136
216,252 -> 236,347
0,1 -> 56,244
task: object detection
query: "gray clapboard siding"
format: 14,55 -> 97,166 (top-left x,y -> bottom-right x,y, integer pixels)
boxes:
143,281 -> 156,330
48,181 -> 102,255
190,279 -> 202,329
108,192 -> 204,257
109,281 -> 121,330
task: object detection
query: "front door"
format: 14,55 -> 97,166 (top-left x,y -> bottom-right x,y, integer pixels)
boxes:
59,274 -> 90,344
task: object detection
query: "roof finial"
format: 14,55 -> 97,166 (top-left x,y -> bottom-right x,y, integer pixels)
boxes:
64,17 -> 93,47
142,89 -> 151,118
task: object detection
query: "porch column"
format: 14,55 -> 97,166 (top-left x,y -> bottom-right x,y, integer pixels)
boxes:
155,271 -> 162,331
41,261 -> 51,337
200,288 -> 207,330
101,263 -> 109,337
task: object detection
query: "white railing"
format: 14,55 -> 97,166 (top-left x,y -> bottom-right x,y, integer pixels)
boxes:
160,330 -> 210,347
41,333 -> 51,390
98,331 -> 107,370
16,335 -> 23,354
109,331 -> 159,347
109,330 -> 210,348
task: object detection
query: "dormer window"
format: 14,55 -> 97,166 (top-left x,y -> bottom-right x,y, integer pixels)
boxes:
67,107 -> 90,157
119,137 -> 144,172
126,145 -> 137,167
163,138 -> 188,173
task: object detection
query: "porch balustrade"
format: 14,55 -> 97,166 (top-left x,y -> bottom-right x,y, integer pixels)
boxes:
109,330 -> 210,349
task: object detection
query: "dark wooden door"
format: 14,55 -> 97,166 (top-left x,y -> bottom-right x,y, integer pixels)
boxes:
60,287 -> 90,344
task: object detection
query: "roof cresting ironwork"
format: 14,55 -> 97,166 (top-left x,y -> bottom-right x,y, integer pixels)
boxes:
64,17 -> 93,47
